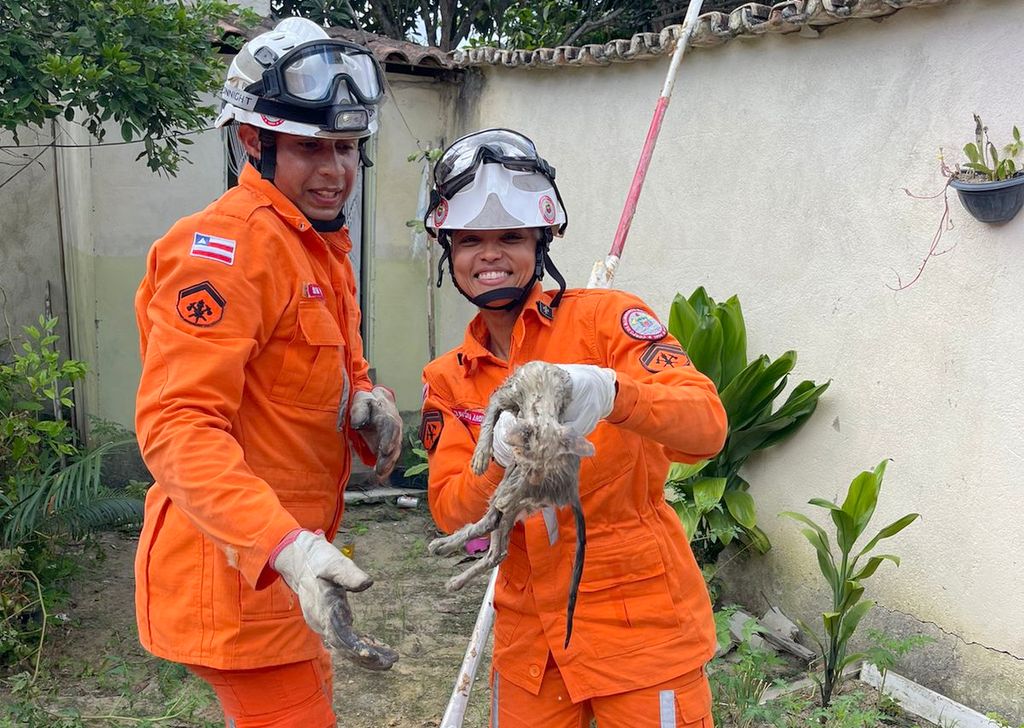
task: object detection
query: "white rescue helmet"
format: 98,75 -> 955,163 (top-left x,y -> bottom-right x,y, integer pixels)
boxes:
215,17 -> 384,139
425,128 -> 567,238
425,129 -> 570,311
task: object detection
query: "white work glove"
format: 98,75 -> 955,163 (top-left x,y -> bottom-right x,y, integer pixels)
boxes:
554,364 -> 617,437
350,386 -> 403,480
273,530 -> 398,670
491,411 -> 517,468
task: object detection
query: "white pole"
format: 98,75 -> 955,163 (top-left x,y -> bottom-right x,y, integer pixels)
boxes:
439,567 -> 498,728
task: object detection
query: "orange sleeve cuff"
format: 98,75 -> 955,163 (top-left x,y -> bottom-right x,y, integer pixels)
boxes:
608,374 -> 644,425
249,512 -> 303,590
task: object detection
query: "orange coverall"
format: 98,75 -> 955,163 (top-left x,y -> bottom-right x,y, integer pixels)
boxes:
134,164 -> 375,670
423,285 -> 728,704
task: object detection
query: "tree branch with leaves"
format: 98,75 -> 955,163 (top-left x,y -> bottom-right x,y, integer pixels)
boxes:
0,0 -> 255,176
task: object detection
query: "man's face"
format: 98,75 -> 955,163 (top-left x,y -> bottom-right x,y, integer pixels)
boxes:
273,133 -> 360,221
240,127 -> 360,221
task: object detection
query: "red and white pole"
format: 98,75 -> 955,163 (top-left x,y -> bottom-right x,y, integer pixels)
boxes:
588,0 -> 706,288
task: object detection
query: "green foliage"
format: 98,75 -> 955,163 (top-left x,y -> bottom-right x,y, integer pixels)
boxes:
398,427 -> 429,481
807,693 -> 888,728
665,287 -> 829,563
0,0 -> 255,175
985,712 -> 1024,728
709,614 -> 787,728
405,146 -> 445,235
781,460 -> 920,708
0,316 -> 142,675
961,115 -> 1024,183
863,628 -> 935,708
275,0 -> 755,52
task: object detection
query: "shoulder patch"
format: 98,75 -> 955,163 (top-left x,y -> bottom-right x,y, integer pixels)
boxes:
420,410 -> 444,451
640,343 -> 689,373
621,307 -> 667,341
190,232 -> 236,266
177,281 -> 226,327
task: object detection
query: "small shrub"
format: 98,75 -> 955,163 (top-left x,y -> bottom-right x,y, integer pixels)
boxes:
781,460 -> 919,708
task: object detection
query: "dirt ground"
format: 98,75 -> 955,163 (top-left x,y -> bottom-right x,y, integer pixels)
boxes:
6,500 -> 493,727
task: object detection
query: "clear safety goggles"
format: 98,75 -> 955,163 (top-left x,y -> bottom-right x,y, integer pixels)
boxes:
255,40 -> 384,108
433,129 -> 556,198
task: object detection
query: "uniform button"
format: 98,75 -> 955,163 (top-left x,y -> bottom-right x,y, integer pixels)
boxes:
528,664 -> 541,678
299,223 -> 306,230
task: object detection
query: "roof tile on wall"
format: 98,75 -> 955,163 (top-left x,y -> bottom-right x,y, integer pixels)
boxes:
450,0 -> 952,69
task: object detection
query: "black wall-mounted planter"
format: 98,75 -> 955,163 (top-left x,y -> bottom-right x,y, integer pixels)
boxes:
949,174 -> 1024,223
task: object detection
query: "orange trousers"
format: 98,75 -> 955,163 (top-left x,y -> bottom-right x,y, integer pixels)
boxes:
187,650 -> 335,728
491,657 -> 713,728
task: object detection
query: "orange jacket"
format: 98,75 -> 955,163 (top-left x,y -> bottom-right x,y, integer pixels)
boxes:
423,285 -> 727,702
134,164 -> 375,670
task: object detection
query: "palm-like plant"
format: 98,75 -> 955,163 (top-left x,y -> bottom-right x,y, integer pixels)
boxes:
665,288 -> 829,564
781,460 -> 919,707
0,437 -> 141,549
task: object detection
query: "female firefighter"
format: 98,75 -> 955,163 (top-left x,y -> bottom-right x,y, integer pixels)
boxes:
420,128 -> 729,727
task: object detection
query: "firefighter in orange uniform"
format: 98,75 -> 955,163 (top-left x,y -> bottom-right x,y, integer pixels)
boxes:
421,129 -> 728,727
134,18 -> 402,727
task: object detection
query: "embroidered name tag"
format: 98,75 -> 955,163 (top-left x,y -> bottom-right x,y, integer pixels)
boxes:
452,408 -> 485,426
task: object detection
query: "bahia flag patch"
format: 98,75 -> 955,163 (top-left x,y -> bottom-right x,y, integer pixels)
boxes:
190,232 -> 236,265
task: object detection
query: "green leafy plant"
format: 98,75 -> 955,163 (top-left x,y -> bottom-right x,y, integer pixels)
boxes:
665,287 -> 829,564
781,460 -> 919,708
405,146 -> 444,235
863,628 -> 935,710
960,115 -> 1024,182
1,0 -> 257,174
709,612 -> 788,728
985,712 -> 1024,728
0,316 -> 142,675
398,427 -> 429,482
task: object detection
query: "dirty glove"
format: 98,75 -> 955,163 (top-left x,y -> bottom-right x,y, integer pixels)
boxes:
553,364 -> 617,437
490,411 -> 518,468
350,386 -> 403,480
272,529 -> 398,671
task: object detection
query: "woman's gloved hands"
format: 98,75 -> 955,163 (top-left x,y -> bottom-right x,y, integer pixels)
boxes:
272,529 -> 398,671
554,364 -> 617,436
350,386 -> 403,479
489,364 -> 616,469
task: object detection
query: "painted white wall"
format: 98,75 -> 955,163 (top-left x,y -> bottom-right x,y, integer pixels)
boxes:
448,0 -> 1024,718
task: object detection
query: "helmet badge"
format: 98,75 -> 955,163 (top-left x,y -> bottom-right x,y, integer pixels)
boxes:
260,115 -> 285,127
433,198 -> 449,226
539,194 -> 557,225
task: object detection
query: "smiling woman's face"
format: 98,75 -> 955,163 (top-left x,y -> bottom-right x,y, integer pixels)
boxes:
450,228 -> 539,306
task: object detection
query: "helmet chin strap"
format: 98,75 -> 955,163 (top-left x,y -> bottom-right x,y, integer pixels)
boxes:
435,229 -> 566,311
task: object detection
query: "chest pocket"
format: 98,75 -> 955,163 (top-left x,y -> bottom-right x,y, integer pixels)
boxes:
578,421 -> 632,496
270,301 -> 346,411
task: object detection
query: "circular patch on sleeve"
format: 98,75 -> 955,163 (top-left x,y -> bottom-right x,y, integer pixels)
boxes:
621,307 -> 667,341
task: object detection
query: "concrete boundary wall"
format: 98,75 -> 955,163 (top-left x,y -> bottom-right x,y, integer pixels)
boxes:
428,0 -> 1023,719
